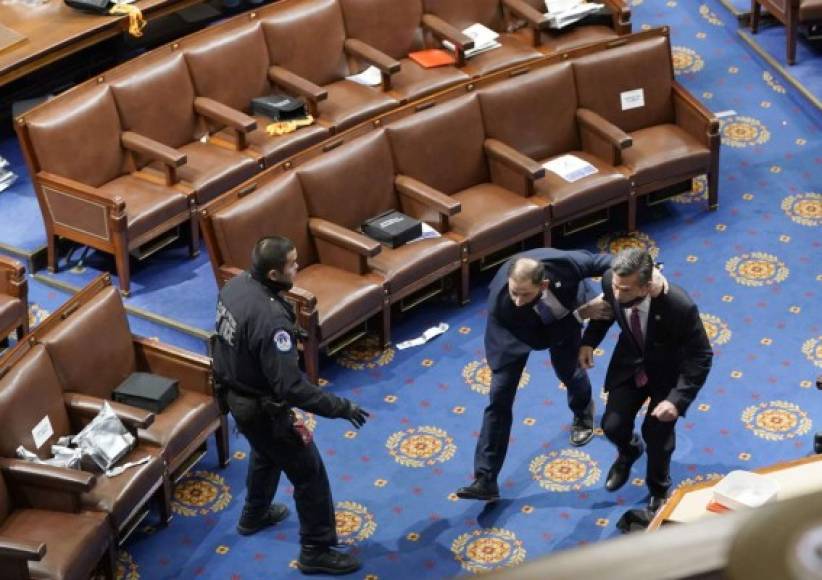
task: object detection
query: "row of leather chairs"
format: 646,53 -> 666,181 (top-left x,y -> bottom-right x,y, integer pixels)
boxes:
0,255 -> 27,348
15,0 -> 630,296
201,31 -> 720,382
751,0 -> 822,65
0,274 -> 227,579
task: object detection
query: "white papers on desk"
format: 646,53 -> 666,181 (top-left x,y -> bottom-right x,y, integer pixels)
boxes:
396,322 -> 449,350
443,23 -> 501,58
406,222 -> 442,244
346,65 -> 383,86
543,154 -> 598,182
544,0 -> 604,29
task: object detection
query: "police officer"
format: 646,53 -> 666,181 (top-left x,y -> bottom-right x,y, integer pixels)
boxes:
212,235 -> 369,575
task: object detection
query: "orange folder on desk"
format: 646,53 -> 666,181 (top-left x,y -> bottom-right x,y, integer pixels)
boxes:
408,49 -> 456,68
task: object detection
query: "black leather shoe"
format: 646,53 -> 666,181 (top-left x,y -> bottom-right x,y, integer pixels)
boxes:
455,479 -> 500,501
570,413 -> 594,447
605,442 -> 644,492
647,495 -> 667,513
297,546 -> 361,575
236,503 -> 290,536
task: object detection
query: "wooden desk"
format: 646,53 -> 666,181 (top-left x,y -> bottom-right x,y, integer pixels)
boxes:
0,0 -> 205,87
648,454 -> 822,530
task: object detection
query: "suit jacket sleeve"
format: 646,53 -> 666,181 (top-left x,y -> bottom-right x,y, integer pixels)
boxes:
581,272 -> 616,348
568,250 -> 613,279
665,302 -> 713,416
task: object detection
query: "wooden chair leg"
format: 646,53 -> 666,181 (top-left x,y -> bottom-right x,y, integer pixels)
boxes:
628,194 -> 638,232
216,415 -> 230,468
751,0 -> 761,33
379,301 -> 391,348
458,260 -> 470,306
303,339 -> 320,385
114,246 -> 131,297
157,475 -> 173,526
189,203 -> 200,258
47,234 -> 58,273
787,15 -> 797,64
543,224 -> 552,248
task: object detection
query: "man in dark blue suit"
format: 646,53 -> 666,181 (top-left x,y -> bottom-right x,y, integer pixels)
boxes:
456,248 -> 617,501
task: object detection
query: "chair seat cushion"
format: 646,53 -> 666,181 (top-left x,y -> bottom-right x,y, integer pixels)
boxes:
369,236 -> 461,298
461,34 -> 542,77
513,24 -> 617,53
219,117 -> 330,167
0,508 -> 110,580
0,294 -> 25,336
81,445 -> 165,531
151,141 -> 258,205
621,124 -> 711,186
451,183 -> 545,256
295,264 -> 385,341
535,151 -> 631,220
390,58 -> 470,103
98,175 -> 190,240
319,79 -> 399,131
138,389 -> 220,472
800,0 -> 822,21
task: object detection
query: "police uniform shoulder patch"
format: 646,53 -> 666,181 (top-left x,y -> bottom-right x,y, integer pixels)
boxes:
273,329 -> 292,352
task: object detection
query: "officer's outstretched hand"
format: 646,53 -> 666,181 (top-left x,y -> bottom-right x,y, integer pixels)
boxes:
345,403 -> 370,429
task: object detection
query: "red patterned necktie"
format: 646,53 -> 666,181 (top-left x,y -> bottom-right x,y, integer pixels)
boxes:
630,306 -> 649,388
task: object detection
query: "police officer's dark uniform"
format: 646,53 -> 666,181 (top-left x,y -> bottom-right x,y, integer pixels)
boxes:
212,271 -> 364,574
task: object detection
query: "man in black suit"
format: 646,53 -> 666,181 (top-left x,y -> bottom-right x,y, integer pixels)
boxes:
456,248 -> 618,501
579,248 -> 713,512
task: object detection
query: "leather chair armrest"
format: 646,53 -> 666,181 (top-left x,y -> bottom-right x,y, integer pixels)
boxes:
194,97 -> 257,133
421,14 -> 475,51
285,286 -> 317,311
217,266 -> 244,288
0,458 -> 95,493
395,175 -> 461,216
600,0 -> 631,32
672,81 -> 719,146
484,138 -> 546,181
133,335 -> 212,397
309,218 -> 381,257
0,536 -> 46,561
38,172 -> 124,209
268,66 -> 328,119
344,39 -> 401,74
576,108 -> 632,165
64,392 -> 155,431
502,0 -> 551,30
0,255 -> 26,299
121,131 -> 186,168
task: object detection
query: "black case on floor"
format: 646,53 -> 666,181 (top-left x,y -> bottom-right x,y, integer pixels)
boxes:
113,372 -> 179,413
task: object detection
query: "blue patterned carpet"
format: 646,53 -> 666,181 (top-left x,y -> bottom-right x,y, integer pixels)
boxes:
2,0 -> 821,577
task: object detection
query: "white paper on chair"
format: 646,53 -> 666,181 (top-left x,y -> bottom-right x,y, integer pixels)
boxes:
346,65 -> 383,86
32,415 -> 54,449
544,0 -> 604,29
443,23 -> 501,58
406,222 -> 442,244
543,154 -> 598,182
396,322 -> 449,350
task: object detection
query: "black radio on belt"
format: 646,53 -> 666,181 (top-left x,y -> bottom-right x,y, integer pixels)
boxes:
361,210 -> 422,248
250,93 -> 307,121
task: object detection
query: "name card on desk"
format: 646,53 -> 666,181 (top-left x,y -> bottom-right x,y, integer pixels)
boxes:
621,88 -> 645,110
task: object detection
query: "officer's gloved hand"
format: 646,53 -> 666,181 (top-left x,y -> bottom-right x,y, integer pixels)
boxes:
344,402 -> 370,429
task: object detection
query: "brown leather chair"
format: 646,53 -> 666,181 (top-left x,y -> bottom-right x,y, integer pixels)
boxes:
510,0 -> 630,52
17,84 -> 197,296
259,0 -> 400,132
206,173 -> 388,383
0,459 -> 115,580
422,0 -> 543,76
183,17 -> 332,167
296,130 -> 466,306
0,255 -> 27,346
338,0 -> 471,102
31,276 -> 229,478
0,343 -> 170,539
572,36 -> 719,218
385,94 -> 547,271
478,61 -> 632,241
751,0 -> 822,64
109,50 -> 260,206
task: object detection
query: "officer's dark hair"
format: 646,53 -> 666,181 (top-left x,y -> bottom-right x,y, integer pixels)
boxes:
508,256 -> 545,286
612,248 -> 654,285
251,236 -> 295,280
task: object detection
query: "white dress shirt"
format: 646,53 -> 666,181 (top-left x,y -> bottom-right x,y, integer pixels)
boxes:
623,295 -> 650,343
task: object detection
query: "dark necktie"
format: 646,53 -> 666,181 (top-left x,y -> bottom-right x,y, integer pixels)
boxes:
630,306 -> 648,388
535,299 -> 554,325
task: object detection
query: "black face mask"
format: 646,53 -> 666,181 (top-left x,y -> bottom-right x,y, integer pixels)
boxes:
618,294 -> 647,309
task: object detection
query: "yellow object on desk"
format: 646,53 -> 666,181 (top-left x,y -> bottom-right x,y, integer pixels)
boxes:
109,3 -> 146,38
266,115 -> 315,136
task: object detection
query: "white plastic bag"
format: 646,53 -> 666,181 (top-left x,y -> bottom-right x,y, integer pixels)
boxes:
72,402 -> 135,471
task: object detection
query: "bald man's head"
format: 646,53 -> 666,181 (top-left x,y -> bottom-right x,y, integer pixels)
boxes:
507,256 -> 547,307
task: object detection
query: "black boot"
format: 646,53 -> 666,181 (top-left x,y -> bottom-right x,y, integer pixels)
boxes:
297,545 -> 361,575
455,478 -> 500,501
236,503 -> 289,536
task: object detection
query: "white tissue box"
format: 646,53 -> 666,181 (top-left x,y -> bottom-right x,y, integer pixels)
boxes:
712,470 -> 779,510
